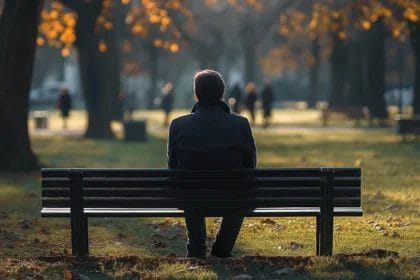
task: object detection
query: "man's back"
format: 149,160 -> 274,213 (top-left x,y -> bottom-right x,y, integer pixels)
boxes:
168,101 -> 256,170
167,69 -> 256,258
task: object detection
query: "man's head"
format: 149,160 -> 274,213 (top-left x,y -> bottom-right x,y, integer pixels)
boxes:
193,69 -> 225,102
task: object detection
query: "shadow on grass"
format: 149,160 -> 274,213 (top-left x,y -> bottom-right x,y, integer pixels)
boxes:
2,254 -> 413,280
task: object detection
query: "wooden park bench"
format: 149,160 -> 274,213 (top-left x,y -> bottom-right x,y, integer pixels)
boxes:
321,106 -> 370,126
41,168 -> 362,257
396,115 -> 420,141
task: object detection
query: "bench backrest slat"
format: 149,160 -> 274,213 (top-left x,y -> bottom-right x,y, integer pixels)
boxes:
42,168 -> 360,177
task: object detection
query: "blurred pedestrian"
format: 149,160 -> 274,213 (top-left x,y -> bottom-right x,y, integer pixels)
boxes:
245,82 -> 258,125
57,87 -> 72,129
124,91 -> 137,121
261,82 -> 274,128
227,83 -> 242,114
161,82 -> 175,126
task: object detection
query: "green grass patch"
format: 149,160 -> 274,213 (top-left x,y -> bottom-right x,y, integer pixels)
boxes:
1,109 -> 419,279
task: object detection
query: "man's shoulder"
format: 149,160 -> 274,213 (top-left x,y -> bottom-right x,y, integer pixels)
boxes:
226,113 -> 250,125
174,112 -> 248,121
171,114 -> 193,126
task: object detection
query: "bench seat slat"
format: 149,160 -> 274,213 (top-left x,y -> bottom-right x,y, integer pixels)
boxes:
42,187 -> 360,198
42,197 -> 361,208
42,178 -> 360,189
41,207 -> 363,218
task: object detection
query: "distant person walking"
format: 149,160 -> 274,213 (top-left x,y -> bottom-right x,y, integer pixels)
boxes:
123,91 -> 138,121
161,82 -> 175,126
261,82 -> 274,128
227,83 -> 243,114
245,82 -> 258,125
57,88 -> 72,129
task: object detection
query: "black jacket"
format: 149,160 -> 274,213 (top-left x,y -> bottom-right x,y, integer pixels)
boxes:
167,101 -> 256,169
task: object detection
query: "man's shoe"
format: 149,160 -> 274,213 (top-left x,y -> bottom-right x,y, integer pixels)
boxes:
187,251 -> 207,259
210,248 -> 232,258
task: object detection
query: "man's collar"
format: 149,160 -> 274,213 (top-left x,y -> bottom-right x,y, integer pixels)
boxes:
191,100 -> 231,113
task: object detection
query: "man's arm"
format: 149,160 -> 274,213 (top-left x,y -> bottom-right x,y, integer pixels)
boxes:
167,122 -> 178,169
242,119 -> 257,168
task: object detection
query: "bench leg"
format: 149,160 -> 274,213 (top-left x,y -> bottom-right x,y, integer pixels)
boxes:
319,212 -> 334,256
320,168 -> 334,256
69,169 -> 89,257
71,215 -> 89,257
316,215 -> 320,256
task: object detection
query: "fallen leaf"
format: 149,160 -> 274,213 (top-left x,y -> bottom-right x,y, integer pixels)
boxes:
63,270 -> 73,280
260,218 -> 276,225
391,231 -> 401,238
64,270 -> 89,280
287,242 -> 304,250
380,230 -> 389,237
175,265 -> 199,274
274,224 -> 285,231
385,204 -> 400,211
151,240 -> 166,248
373,191 -> 385,200
19,219 -> 33,229
373,223 -> 385,231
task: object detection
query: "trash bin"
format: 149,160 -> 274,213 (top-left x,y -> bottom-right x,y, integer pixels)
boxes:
33,111 -> 49,130
123,120 -> 147,142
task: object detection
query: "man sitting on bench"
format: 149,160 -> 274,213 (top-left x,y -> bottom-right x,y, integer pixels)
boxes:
167,69 -> 257,258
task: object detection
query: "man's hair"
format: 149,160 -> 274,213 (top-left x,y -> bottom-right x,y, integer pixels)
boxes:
193,69 -> 225,101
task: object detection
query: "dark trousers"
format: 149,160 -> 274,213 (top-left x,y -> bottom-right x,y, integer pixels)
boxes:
184,210 -> 244,258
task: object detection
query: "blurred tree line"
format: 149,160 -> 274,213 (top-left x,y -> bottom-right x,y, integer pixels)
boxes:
1,0 -> 420,171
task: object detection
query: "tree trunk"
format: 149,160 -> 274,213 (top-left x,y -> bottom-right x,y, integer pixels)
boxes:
366,18 -> 388,119
244,44 -> 257,83
74,2 -> 114,138
147,45 -> 159,109
409,21 -> 420,115
329,34 -> 349,106
308,36 -> 320,108
347,35 -> 367,106
0,0 -> 42,172
99,22 -> 122,121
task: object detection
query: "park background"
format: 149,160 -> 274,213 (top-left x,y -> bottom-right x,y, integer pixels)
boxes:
0,0 -> 420,279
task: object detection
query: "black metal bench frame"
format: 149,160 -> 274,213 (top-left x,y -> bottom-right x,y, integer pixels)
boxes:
41,168 -> 362,257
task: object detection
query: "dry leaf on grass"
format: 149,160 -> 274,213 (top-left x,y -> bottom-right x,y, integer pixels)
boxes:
151,240 -> 166,248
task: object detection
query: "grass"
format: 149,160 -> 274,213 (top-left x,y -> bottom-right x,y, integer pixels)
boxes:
1,109 -> 419,279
